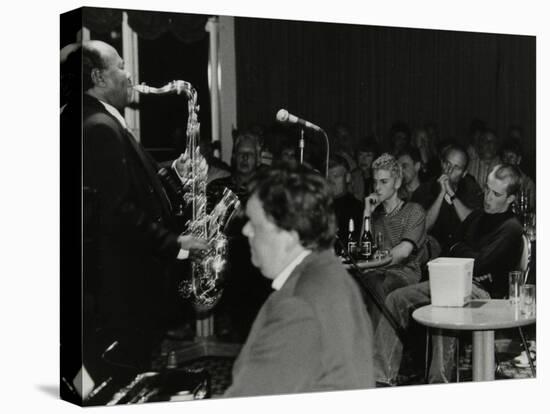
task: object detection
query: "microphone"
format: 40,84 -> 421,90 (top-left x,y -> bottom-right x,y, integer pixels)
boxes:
276,109 -> 322,132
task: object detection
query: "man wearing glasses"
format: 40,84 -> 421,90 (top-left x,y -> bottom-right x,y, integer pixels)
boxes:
425,144 -> 483,253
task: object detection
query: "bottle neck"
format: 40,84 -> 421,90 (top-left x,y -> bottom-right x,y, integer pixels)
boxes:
364,216 -> 372,234
348,219 -> 355,234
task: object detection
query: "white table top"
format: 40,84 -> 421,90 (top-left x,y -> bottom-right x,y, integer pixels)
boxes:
412,299 -> 536,331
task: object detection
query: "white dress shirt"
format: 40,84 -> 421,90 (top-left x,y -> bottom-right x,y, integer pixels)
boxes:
271,250 -> 312,291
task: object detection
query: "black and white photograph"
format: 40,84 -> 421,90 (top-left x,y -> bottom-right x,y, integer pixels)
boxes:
3,1 -> 547,413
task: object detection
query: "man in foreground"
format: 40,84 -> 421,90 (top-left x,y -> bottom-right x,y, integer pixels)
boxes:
225,163 -> 374,397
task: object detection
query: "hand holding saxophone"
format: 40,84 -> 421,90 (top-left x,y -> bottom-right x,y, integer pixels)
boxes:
178,234 -> 208,262
178,234 -> 208,251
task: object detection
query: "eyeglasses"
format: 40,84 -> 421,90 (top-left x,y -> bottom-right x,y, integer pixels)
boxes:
442,159 -> 465,173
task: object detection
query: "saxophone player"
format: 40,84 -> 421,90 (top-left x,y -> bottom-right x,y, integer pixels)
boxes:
62,40 -> 207,374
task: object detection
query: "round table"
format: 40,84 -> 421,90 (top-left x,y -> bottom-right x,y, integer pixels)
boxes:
413,299 -> 535,381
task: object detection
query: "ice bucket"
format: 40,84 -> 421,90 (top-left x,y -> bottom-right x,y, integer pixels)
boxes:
428,257 -> 474,307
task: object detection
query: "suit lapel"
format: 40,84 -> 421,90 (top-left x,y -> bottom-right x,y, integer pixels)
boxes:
85,96 -> 174,217
122,127 -> 173,216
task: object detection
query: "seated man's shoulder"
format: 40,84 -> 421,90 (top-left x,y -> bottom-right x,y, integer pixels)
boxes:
463,208 -> 484,223
503,214 -> 523,233
459,174 -> 482,192
293,253 -> 351,298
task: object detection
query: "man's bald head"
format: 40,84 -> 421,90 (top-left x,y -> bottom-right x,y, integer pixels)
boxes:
81,40 -> 132,110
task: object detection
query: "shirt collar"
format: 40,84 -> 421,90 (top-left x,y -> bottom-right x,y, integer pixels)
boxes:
98,99 -> 127,129
271,250 -> 311,291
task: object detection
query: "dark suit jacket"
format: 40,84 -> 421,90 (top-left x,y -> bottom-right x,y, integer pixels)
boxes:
449,209 -> 523,298
225,250 -> 375,397
69,95 -> 182,340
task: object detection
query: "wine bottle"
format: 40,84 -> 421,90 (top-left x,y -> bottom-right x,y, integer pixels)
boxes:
361,216 -> 374,260
347,218 -> 357,258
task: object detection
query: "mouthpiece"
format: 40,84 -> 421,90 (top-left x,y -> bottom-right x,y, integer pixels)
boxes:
133,84 -> 153,94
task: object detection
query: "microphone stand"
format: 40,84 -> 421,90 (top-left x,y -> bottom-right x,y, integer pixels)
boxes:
299,126 -> 330,178
299,128 -> 305,165
335,237 -> 407,343
320,129 -> 330,179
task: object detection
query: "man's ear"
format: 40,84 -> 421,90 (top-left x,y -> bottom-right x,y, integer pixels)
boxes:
395,175 -> 403,190
414,161 -> 421,173
507,194 -> 516,207
345,172 -> 351,184
90,68 -> 105,87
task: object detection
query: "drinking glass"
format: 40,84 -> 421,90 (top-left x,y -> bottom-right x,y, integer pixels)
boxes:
520,284 -> 536,317
376,232 -> 388,258
525,213 -> 536,242
508,271 -> 523,305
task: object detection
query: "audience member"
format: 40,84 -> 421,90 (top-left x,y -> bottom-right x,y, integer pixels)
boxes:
358,154 -> 426,328
225,163 -> 374,396
331,122 -> 358,171
327,155 -> 363,247
468,128 -> 501,188
200,137 -> 231,184
425,144 -> 483,253
411,126 -> 441,181
374,164 -> 523,384
396,147 -> 433,206
507,125 -> 523,142
424,122 -> 439,149
466,118 -> 486,162
208,131 -> 263,206
207,131 -> 271,341
278,143 -> 297,163
501,138 -> 536,210
388,121 -> 412,155
350,138 -> 380,202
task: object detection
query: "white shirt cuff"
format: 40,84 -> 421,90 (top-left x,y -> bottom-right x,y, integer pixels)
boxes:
177,249 -> 189,260
171,159 -> 185,182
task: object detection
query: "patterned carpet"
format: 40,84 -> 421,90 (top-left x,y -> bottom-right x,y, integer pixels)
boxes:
181,357 -> 236,397
157,325 -> 535,396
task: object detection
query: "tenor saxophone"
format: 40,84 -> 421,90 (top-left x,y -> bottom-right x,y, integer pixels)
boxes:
134,81 -> 239,311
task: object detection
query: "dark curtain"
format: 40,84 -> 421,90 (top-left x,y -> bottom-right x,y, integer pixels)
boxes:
235,18 -> 535,177
81,7 -> 211,162
83,7 -> 208,43
138,33 -> 211,161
